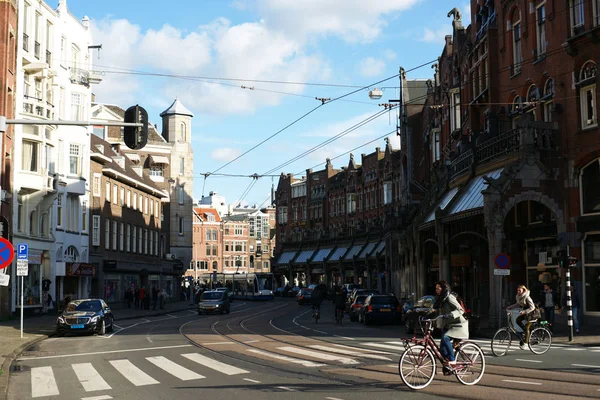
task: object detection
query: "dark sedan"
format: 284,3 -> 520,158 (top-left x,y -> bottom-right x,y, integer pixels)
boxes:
56,299 -> 114,336
198,290 -> 231,315
358,294 -> 401,325
297,288 -> 312,305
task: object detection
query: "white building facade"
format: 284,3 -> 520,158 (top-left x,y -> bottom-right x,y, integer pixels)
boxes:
11,0 -> 100,313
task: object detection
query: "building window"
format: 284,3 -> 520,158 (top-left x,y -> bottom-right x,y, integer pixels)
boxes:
178,185 -> 184,204
105,181 -> 111,202
126,224 -> 131,252
81,201 -> 87,232
432,130 -> 440,161
113,184 -> 118,204
57,194 -> 63,228
22,140 -> 39,172
450,92 -> 460,131
132,225 -> 137,253
212,230 -> 217,241
105,219 -> 110,250
119,222 -> 124,251
112,220 -> 117,250
139,194 -> 142,210
581,159 -> 600,214
65,195 -> 79,231
512,20 -> 522,74
594,0 -> 600,26
570,0 -> 585,34
150,199 -> 154,216
144,229 -> 148,254
180,122 -> 186,141
133,192 -> 137,210
536,3 -> 547,56
150,230 -> 153,255
126,190 -> 131,208
179,216 -> 184,235
144,197 -> 148,214
206,230 -> 211,242
179,157 -> 184,175
92,215 -> 100,246
383,182 -> 392,205
92,174 -> 101,196
71,93 -> 82,120
149,166 -> 163,177
69,144 -> 81,175
581,85 -> 597,129
138,227 -> 142,253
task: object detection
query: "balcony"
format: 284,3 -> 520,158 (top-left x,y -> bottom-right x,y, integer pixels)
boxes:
46,50 -> 51,65
34,41 -> 40,59
70,68 -> 90,87
22,95 -> 55,120
23,33 -> 29,52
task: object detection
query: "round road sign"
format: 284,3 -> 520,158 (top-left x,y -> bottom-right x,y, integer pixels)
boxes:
494,253 -> 511,269
0,238 -> 15,269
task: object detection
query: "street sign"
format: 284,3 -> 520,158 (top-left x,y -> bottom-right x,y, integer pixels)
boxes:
17,243 -> 28,260
494,253 -> 511,269
0,238 -> 14,269
16,259 -> 28,276
0,274 -> 9,286
494,268 -> 510,276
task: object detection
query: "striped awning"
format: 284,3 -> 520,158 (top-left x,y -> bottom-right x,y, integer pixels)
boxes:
312,248 -> 333,263
328,247 -> 348,262
294,250 -> 315,264
370,241 -> 385,257
149,155 -> 170,165
276,251 -> 297,265
358,241 -> 378,259
343,244 -> 363,260
446,168 -> 503,216
424,187 -> 460,223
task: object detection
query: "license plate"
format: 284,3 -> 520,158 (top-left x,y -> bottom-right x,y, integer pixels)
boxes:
70,324 -> 84,329
380,309 -> 391,312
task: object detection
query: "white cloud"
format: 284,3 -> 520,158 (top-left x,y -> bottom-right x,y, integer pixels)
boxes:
383,49 -> 397,60
258,0 -> 420,42
421,26 -> 452,43
211,147 -> 242,162
358,57 -> 386,78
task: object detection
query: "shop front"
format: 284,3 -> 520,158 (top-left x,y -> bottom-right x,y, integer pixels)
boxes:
13,249 -> 47,314
582,233 -> 600,314
64,262 -> 95,300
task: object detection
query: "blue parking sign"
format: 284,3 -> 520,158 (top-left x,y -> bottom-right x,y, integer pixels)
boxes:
17,244 -> 28,260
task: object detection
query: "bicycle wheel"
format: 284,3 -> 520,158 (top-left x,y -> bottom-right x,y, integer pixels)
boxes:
491,328 -> 512,357
529,327 -> 551,355
398,344 -> 436,390
454,342 -> 485,385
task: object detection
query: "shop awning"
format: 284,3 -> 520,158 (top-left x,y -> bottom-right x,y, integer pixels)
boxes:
311,248 -> 333,263
65,263 -> 96,277
328,247 -> 348,262
343,244 -> 364,261
446,168 -> 503,217
294,250 -> 315,264
358,241 -> 378,259
276,251 -> 297,265
149,155 -> 170,165
125,153 -> 140,163
424,187 -> 460,223
370,241 -> 385,257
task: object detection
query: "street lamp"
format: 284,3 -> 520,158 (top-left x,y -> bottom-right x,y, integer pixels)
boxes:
369,88 -> 383,100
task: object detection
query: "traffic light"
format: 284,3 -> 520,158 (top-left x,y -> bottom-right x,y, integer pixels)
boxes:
123,105 -> 148,150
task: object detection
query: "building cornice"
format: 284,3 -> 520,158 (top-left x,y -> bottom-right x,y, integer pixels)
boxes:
102,167 -> 169,199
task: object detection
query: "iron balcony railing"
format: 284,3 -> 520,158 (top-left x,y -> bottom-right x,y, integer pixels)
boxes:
23,33 -> 29,52
34,41 -> 40,59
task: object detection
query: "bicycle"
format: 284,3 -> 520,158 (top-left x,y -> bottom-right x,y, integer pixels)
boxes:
335,307 -> 344,325
491,311 -> 552,356
312,305 -> 320,323
398,317 -> 485,390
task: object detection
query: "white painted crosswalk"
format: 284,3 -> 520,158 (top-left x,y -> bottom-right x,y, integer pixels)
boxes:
72,363 -> 112,392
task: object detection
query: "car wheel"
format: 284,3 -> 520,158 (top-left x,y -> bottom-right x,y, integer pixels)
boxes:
55,326 -> 63,337
98,319 -> 106,336
106,318 -> 114,333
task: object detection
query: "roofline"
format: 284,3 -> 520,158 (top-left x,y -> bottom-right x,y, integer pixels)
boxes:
102,167 -> 168,199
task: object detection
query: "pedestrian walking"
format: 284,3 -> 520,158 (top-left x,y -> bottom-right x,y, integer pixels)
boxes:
541,284 -> 558,332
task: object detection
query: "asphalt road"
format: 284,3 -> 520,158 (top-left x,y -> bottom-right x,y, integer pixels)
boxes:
7,298 -> 600,400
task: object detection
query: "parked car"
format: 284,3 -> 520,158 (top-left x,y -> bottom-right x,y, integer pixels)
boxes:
198,290 -> 231,315
56,299 -> 114,336
358,294 -> 401,325
297,288 -> 313,305
348,289 -> 380,307
215,287 -> 234,302
348,294 -> 368,322
403,294 -> 480,335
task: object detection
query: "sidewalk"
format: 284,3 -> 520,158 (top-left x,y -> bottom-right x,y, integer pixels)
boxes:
0,300 -> 195,397
475,312 -> 600,346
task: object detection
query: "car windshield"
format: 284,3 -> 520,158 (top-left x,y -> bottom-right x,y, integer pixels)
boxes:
370,296 -> 398,305
354,295 -> 368,304
417,296 -> 434,307
67,300 -> 102,312
201,292 -> 224,300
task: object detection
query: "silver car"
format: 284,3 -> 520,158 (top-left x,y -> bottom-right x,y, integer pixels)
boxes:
198,290 -> 231,315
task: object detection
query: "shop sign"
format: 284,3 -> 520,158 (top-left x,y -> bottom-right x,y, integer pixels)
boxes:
104,260 -> 117,269
66,263 -> 96,277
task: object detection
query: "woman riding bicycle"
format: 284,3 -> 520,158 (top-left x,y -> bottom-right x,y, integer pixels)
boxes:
507,284 -> 536,348
433,281 -> 469,367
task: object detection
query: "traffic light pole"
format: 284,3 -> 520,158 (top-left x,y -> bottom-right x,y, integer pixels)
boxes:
0,116 -> 143,129
564,247 -> 574,342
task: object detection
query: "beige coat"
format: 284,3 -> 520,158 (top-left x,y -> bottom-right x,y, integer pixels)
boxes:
438,293 -> 469,339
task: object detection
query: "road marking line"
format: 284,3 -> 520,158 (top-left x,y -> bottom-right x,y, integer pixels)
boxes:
362,342 -> 404,352
309,345 -> 392,361
17,344 -> 193,361
326,397 -> 345,400
278,346 -> 359,365
202,341 -> 233,345
563,348 -> 586,351
166,314 -> 177,318
244,340 -> 260,343
72,363 -> 112,391
502,379 -> 541,386
333,335 -> 355,340
277,386 -> 296,392
81,396 -> 113,400
109,360 -> 159,386
515,359 -> 543,363
332,343 -> 391,354
182,353 -> 249,375
591,350 -> 600,353
31,366 -> 60,398
243,378 -> 261,383
313,330 -> 327,334
113,324 -> 122,329
573,363 -> 600,368
247,349 -> 326,367
147,356 -> 205,381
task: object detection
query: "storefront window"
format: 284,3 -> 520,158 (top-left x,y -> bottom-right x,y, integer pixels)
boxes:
105,274 -> 121,303
584,234 -> 600,312
17,264 -> 42,306
124,275 -> 139,292
163,277 -> 172,297
149,275 -> 160,291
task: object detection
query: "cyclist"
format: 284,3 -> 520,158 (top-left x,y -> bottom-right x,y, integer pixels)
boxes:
311,283 -> 327,319
433,280 -> 469,367
507,284 -> 536,348
333,287 -> 346,323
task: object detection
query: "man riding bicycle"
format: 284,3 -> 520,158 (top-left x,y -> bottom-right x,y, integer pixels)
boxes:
311,283 -> 327,318
432,281 -> 469,367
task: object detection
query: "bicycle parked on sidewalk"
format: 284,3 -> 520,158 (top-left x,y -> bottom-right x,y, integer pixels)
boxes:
491,310 -> 552,356
398,317 -> 485,390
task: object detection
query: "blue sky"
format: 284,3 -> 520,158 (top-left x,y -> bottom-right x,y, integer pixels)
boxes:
65,0 -> 471,208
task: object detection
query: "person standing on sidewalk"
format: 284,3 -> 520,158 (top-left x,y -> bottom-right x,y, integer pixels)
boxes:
561,285 -> 581,334
541,284 -> 558,332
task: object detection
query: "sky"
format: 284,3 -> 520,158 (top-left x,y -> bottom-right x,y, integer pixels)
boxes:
64,0 -> 471,208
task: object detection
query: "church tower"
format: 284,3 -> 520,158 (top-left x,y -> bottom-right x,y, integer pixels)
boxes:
160,99 -> 194,271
